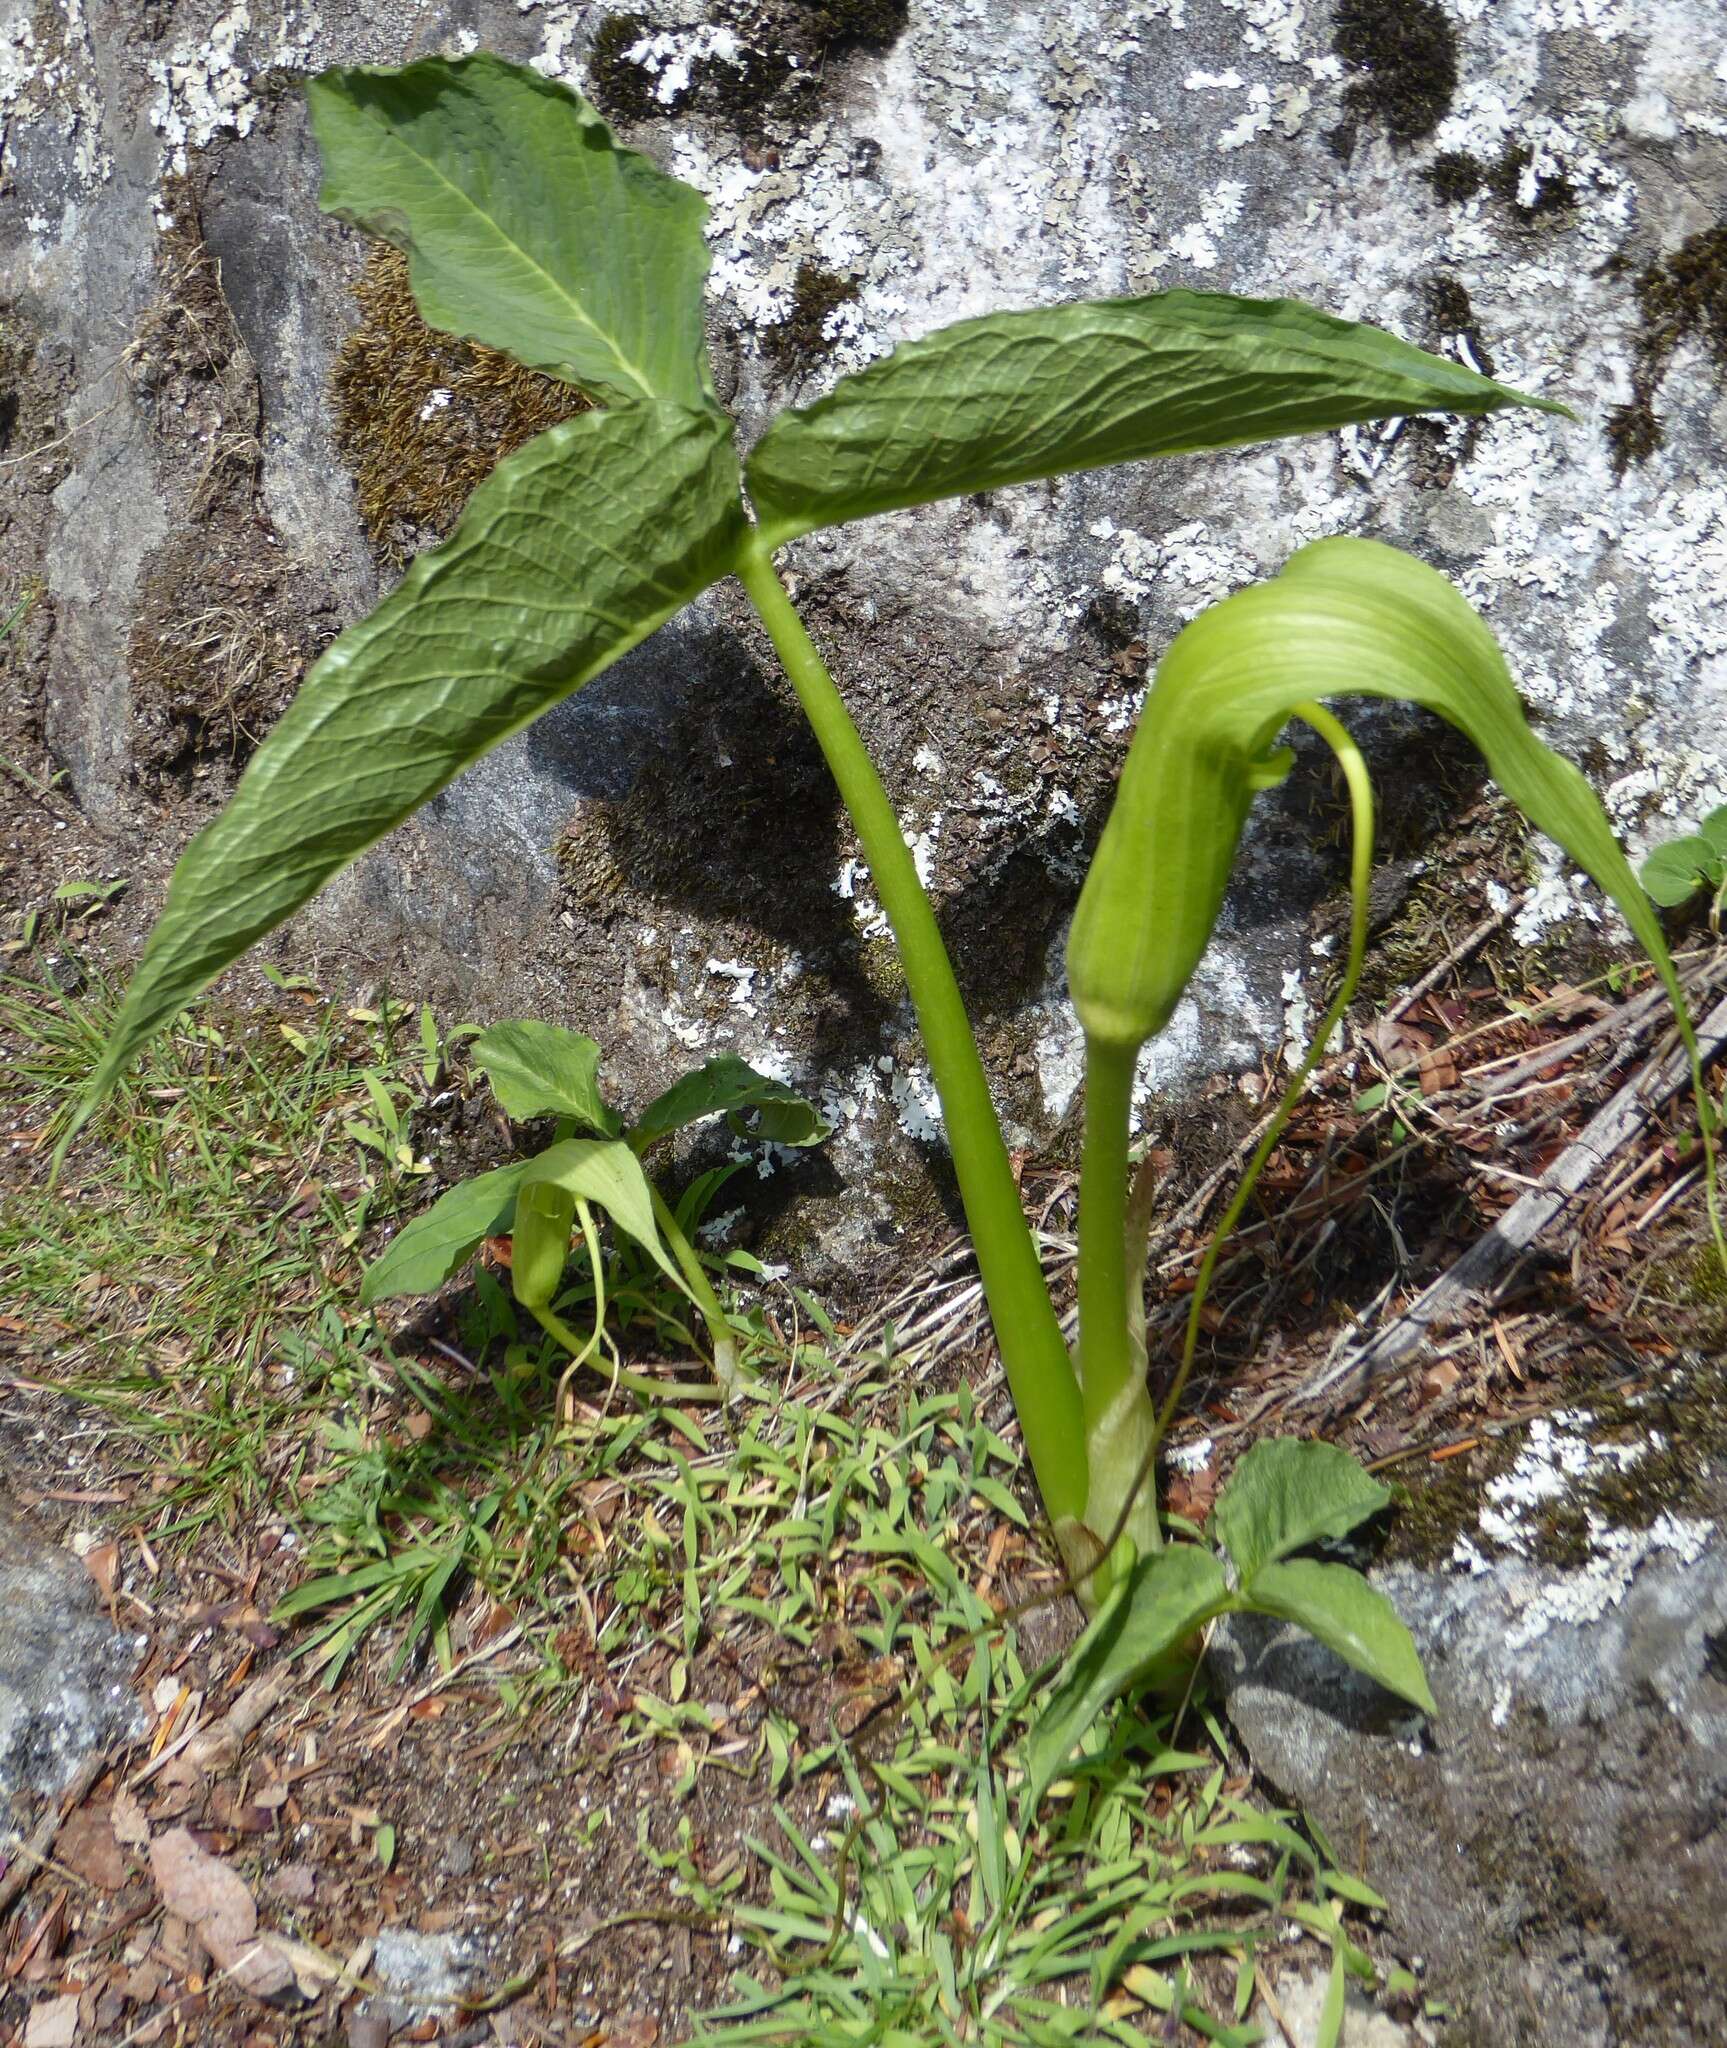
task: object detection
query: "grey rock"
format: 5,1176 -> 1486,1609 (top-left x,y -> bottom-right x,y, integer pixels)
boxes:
6,0 -> 1727,1274
0,1491 -> 144,1805
1213,1533 -> 1727,2046
371,1926 -> 481,2000
348,1926 -> 484,2040
1265,1966 -> 1424,2048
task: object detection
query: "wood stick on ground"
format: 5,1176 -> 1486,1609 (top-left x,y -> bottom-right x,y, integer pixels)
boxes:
1384,898 -> 1517,1023
129,1657 -> 299,1788
1310,983 -> 1727,1399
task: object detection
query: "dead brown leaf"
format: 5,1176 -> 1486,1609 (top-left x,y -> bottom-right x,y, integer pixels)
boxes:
23,1991 -> 79,2048
58,1805 -> 127,1891
268,1863 -> 315,1907
110,1787 -> 151,1849
606,2018 -> 660,2048
148,1827 -> 296,2001
1418,1047 -> 1459,1096
7,1892 -> 67,1980
80,1541 -> 120,1609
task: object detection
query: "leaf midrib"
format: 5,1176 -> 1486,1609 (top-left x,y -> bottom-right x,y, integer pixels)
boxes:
364,105 -> 660,403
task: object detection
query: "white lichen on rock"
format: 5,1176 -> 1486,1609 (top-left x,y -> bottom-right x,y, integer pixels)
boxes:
2,0 -> 110,214
1447,1410 -> 1713,1658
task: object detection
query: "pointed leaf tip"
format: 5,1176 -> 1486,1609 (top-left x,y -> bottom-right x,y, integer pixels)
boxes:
1245,1558 -> 1436,1714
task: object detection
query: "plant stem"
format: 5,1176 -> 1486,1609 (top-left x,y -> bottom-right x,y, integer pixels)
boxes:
529,1300 -> 723,1403
1073,1037 -> 1163,1574
1153,700 -> 1374,1447
650,1185 -> 740,1395
735,536 -> 1087,1529
1076,1037 -> 1135,1427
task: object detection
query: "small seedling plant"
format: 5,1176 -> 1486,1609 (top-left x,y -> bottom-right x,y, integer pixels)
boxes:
1641,805 -> 1727,924
368,1018 -> 828,1402
70,54 -> 1722,1752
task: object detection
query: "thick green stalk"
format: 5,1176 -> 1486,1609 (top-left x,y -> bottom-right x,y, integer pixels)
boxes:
1074,1040 -> 1162,1572
1076,1039 -> 1135,1425
735,537 -> 1088,1530
650,1185 -> 741,1395
1153,701 -> 1375,1446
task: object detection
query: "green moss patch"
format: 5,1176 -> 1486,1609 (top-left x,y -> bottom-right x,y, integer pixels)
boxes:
1332,0 -> 1459,149
586,0 -> 906,137
1425,141 -> 1579,220
330,243 -> 590,569
761,261 -> 862,379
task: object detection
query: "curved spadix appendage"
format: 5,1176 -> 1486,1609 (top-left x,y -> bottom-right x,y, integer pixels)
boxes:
1066,535 -> 1721,1256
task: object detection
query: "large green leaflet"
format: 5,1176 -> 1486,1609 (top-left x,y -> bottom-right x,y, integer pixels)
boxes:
360,1158 -> 530,1304
1247,1560 -> 1436,1713
745,292 -> 1562,545
1209,1439 -> 1390,1588
1025,1543 -> 1227,1805
469,1019 -> 621,1133
630,1053 -> 831,1150
1067,536 -> 1696,1058
68,403 -> 746,1144
309,54 -> 714,408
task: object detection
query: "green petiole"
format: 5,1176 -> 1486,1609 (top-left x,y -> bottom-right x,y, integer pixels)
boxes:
736,538 -> 1090,1539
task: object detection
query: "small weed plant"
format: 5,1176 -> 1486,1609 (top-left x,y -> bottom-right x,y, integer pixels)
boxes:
69,56 -> 1722,1764
1641,804 -> 1727,922
367,1018 -> 828,1403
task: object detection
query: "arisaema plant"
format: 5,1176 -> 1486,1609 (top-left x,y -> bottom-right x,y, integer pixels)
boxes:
65,53 -> 1721,1751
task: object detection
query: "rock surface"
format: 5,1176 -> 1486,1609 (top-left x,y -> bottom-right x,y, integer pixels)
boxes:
4,0 -> 1726,1263
0,1491 -> 143,1806
1212,1404 -> 1727,2047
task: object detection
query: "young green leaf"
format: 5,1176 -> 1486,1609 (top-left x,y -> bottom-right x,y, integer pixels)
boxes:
470,1019 -> 620,1132
1702,806 -> 1727,859
1209,1439 -> 1390,1588
521,1138 -> 685,1290
1243,1559 -> 1436,1714
745,290 -> 1561,546
509,1180 -> 577,1308
361,1159 -> 532,1304
629,1053 -> 830,1151
69,403 -> 746,1151
1640,835 -> 1722,909
1067,537 -> 1696,1069
1025,1543 -> 1227,1806
1315,1946 -> 1347,2048
361,1135 -> 687,1309
309,54 -> 715,408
